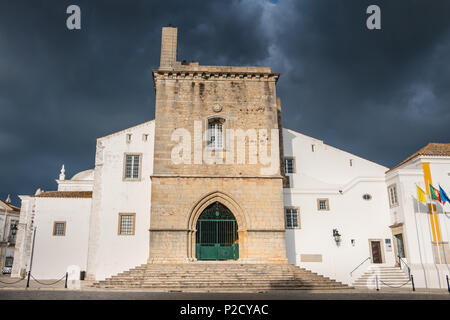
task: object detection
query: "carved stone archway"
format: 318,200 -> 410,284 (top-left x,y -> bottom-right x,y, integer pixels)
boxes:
187,191 -> 248,260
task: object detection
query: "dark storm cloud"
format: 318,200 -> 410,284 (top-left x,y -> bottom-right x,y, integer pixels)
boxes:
270,0 -> 450,165
0,0 -> 449,205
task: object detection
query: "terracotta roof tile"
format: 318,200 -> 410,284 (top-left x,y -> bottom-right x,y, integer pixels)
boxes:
35,191 -> 92,198
0,199 -> 20,212
387,143 -> 450,173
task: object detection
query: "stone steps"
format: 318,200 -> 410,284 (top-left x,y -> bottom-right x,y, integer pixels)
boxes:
352,266 -> 412,289
94,263 -> 351,291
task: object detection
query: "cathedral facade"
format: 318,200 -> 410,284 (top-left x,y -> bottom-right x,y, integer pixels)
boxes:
11,27 -> 450,289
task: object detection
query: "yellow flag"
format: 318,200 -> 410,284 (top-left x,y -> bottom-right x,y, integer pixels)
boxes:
417,185 -> 426,203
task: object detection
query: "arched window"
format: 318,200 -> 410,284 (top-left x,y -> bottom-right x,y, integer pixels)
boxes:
207,118 -> 224,149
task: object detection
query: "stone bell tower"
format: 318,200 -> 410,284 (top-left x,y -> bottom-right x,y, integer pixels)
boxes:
148,26 -> 287,264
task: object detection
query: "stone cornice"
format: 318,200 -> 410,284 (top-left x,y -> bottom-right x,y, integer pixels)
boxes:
152,69 -> 280,83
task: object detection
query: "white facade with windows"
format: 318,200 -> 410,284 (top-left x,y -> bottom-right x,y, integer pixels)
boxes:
0,198 -> 20,274
385,150 -> 450,289
10,123 -> 450,288
283,129 -> 396,286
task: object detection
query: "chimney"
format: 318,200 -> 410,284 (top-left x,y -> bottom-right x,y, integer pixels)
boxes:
159,26 -> 178,69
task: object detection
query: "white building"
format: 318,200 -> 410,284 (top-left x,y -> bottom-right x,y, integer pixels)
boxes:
385,143 -> 450,289
0,195 -> 20,274
10,27 -> 450,289
11,120 -> 450,288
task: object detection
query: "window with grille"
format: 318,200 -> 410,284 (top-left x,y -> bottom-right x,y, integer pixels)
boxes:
207,119 -> 223,150
53,222 -> 66,236
4,257 -> 13,267
119,214 -> 135,235
285,208 -> 299,229
285,158 -> 295,174
317,199 -> 330,211
124,154 -> 141,180
388,185 -> 398,207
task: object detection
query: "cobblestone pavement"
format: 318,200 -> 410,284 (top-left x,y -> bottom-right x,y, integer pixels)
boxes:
1,275 -> 449,300
0,288 -> 449,300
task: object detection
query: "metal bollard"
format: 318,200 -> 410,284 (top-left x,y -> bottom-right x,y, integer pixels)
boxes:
446,275 -> 449,293
376,274 -> 379,291
65,272 -> 68,289
411,274 -> 415,292
26,271 -> 31,288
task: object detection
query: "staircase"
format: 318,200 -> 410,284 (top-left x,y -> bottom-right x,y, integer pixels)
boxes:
352,265 -> 411,289
94,263 -> 352,291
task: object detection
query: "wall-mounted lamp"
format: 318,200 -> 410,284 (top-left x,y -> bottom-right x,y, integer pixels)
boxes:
333,229 -> 341,246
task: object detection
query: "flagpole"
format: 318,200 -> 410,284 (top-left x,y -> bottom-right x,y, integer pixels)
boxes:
430,184 -> 443,265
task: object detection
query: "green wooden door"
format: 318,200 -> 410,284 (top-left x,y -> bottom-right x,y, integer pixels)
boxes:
196,202 -> 239,260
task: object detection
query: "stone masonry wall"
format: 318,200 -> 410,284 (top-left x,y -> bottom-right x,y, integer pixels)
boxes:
149,27 -> 287,263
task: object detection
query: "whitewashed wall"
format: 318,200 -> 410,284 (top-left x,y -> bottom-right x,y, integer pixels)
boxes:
283,129 -> 395,285
387,157 -> 450,288
30,197 -> 91,279
86,121 -> 155,280
11,196 -> 34,278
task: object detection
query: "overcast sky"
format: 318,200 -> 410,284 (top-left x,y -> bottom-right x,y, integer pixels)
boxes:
1,0 -> 449,205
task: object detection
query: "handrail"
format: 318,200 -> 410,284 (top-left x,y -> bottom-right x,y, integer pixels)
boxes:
350,257 -> 371,277
398,255 -> 411,280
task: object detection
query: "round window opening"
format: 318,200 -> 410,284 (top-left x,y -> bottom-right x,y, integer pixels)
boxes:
362,194 -> 372,201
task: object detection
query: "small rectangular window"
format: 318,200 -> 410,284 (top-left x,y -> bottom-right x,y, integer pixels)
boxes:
285,208 -> 300,229
53,222 -> 66,236
388,184 -> 398,207
118,213 -> 135,235
126,134 -> 132,143
124,154 -> 141,180
143,134 -> 149,142
4,257 -> 13,267
207,120 -> 223,150
317,199 -> 330,211
285,157 -> 295,174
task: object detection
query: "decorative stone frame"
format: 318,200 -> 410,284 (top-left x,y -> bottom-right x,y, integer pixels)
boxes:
205,116 -> 226,151
387,183 -> 399,208
317,198 -> 330,211
390,223 -> 407,264
53,221 -> 66,236
186,191 -> 248,260
284,206 -> 301,229
368,238 -> 386,264
122,153 -> 143,181
118,213 -> 136,236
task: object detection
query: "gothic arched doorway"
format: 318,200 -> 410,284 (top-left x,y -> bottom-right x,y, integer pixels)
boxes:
195,201 -> 239,260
